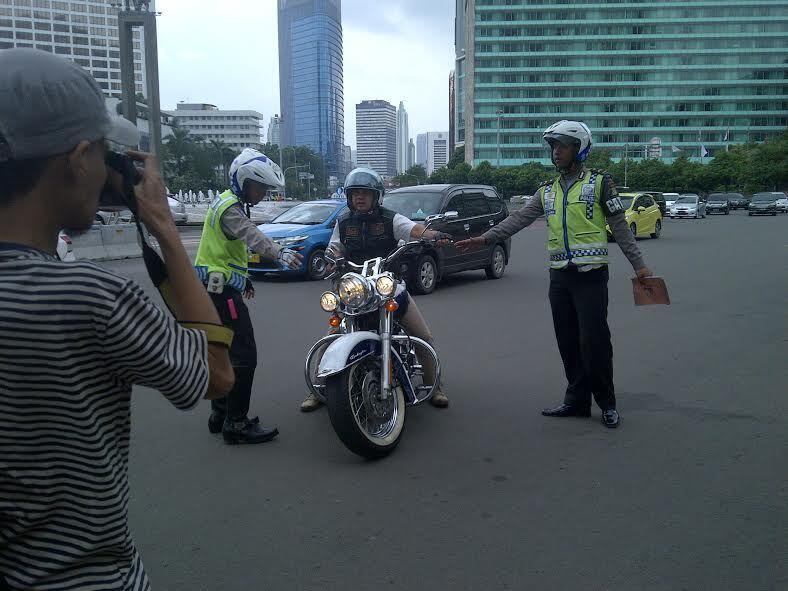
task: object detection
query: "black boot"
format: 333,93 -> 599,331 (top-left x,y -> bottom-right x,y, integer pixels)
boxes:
222,416 -> 279,445
541,403 -> 592,418
208,412 -> 225,434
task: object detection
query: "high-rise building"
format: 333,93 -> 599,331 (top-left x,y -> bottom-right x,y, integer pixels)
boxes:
278,0 -> 345,178
449,71 -> 456,156
453,0 -> 467,153
460,0 -> 788,165
396,101 -> 410,174
416,133 -> 428,167
166,103 -> 263,152
343,144 -> 352,175
426,132 -> 450,175
267,114 -> 282,146
355,100 -> 396,178
408,138 -> 415,170
0,0 -> 156,99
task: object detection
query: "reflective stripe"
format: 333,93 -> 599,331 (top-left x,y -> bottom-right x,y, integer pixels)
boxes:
550,248 -> 609,262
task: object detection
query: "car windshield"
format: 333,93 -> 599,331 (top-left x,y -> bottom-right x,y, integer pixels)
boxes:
271,203 -> 337,225
675,196 -> 698,204
752,193 -> 776,202
619,197 -> 634,210
382,191 -> 443,221
708,195 -> 727,202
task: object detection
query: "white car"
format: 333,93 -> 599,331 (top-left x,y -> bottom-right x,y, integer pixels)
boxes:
663,192 -> 680,209
57,232 -> 75,262
670,194 -> 707,219
773,196 -> 788,213
168,196 -> 188,225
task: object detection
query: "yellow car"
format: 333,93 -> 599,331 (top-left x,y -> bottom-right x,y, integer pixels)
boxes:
607,192 -> 663,239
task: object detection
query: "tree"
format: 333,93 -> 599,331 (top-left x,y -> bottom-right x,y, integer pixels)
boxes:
448,145 -> 465,169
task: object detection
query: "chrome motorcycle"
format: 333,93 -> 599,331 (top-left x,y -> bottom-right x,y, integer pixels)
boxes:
304,212 -> 456,459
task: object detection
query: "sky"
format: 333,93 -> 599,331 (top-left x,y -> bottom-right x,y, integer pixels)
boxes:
156,0 -> 456,150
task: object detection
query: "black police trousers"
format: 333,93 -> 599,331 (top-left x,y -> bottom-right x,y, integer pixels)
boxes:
208,287 -> 258,420
548,266 -> 616,412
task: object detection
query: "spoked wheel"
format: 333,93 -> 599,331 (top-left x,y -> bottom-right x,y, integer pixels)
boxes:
409,254 -> 437,295
325,357 -> 406,459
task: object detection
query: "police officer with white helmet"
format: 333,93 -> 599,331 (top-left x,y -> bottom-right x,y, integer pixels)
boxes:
195,148 -> 302,444
458,121 -> 653,428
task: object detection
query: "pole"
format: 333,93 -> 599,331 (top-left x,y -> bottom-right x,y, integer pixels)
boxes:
496,109 -> 502,167
624,143 -> 629,188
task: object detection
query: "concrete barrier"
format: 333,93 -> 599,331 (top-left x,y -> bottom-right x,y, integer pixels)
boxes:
101,224 -> 142,260
71,227 -> 107,261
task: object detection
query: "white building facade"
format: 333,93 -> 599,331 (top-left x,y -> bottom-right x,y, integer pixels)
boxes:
166,103 -> 264,152
426,131 -> 450,175
396,101 -> 409,174
355,99 -> 397,178
266,114 -> 281,146
0,0 -> 154,98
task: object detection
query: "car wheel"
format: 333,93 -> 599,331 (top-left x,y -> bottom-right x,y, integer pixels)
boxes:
485,244 -> 507,280
630,222 -> 637,238
650,219 -> 662,239
409,254 -> 437,295
306,248 -> 328,281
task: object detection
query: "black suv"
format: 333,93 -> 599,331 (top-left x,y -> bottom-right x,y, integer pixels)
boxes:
706,193 -> 730,215
383,184 -> 512,294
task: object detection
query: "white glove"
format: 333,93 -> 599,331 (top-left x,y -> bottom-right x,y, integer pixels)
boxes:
278,247 -> 300,270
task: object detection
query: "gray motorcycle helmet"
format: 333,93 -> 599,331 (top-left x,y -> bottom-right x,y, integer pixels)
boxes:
344,167 -> 385,211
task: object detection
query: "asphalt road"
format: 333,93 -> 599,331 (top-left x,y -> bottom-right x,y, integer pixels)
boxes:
102,211 -> 787,591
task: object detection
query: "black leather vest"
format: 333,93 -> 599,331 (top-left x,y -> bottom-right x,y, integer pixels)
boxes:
338,207 -> 398,264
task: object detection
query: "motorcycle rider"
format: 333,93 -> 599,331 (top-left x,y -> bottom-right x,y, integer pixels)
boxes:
195,148 -> 303,444
300,167 -> 452,411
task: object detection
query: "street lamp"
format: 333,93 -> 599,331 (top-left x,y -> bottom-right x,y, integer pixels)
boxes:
279,145 -> 297,200
496,108 -> 504,167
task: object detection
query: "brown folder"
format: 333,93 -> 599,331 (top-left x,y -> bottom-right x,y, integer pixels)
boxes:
632,276 -> 670,306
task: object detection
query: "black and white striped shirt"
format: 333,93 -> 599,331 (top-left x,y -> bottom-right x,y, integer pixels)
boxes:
0,244 -> 209,590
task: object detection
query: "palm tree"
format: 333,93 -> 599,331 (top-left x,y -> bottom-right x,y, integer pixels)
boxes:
208,139 -> 235,185
164,127 -> 194,177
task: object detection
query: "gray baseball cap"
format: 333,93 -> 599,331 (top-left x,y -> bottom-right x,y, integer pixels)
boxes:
0,48 -> 140,163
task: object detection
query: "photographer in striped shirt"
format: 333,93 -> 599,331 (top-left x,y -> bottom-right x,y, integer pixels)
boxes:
0,50 -> 234,590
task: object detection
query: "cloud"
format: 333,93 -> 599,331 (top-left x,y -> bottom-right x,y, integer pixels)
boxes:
156,0 -> 455,149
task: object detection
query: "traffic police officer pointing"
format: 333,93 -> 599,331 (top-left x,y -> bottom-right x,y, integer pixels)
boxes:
458,121 -> 653,428
195,148 -> 302,443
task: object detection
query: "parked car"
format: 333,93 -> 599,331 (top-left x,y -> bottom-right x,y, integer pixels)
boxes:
726,193 -> 748,210
167,196 -> 188,225
774,194 -> 788,213
663,192 -> 681,210
670,194 -> 706,218
57,231 -> 75,262
607,192 -> 663,239
748,192 -> 779,216
383,184 -> 512,294
249,199 -> 347,280
706,193 -> 730,215
642,191 -> 666,215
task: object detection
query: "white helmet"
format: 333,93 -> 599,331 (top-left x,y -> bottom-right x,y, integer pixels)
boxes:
543,120 -> 593,162
230,148 -> 285,196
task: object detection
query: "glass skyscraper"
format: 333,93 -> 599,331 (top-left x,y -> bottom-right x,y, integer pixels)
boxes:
460,0 -> 788,165
278,0 -> 345,178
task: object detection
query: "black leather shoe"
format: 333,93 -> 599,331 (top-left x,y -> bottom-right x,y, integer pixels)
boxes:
601,409 -> 620,428
222,416 -> 279,445
541,403 -> 592,418
208,412 -> 225,434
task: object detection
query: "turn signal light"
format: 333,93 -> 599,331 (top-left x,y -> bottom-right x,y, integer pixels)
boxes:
385,300 -> 399,312
329,315 -> 342,328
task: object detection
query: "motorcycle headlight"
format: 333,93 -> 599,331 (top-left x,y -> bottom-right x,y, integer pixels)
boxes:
276,235 -> 309,246
320,291 -> 339,313
375,274 -> 396,298
338,274 -> 371,308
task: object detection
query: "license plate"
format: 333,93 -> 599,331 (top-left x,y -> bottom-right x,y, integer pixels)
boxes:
248,254 -> 261,264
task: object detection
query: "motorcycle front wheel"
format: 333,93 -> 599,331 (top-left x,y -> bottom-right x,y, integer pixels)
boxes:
325,357 -> 406,459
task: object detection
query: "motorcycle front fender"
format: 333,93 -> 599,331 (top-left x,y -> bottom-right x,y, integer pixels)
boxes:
317,331 -> 380,378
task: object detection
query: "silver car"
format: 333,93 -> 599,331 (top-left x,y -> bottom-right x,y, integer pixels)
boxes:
669,194 -> 706,219
167,196 -> 188,225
